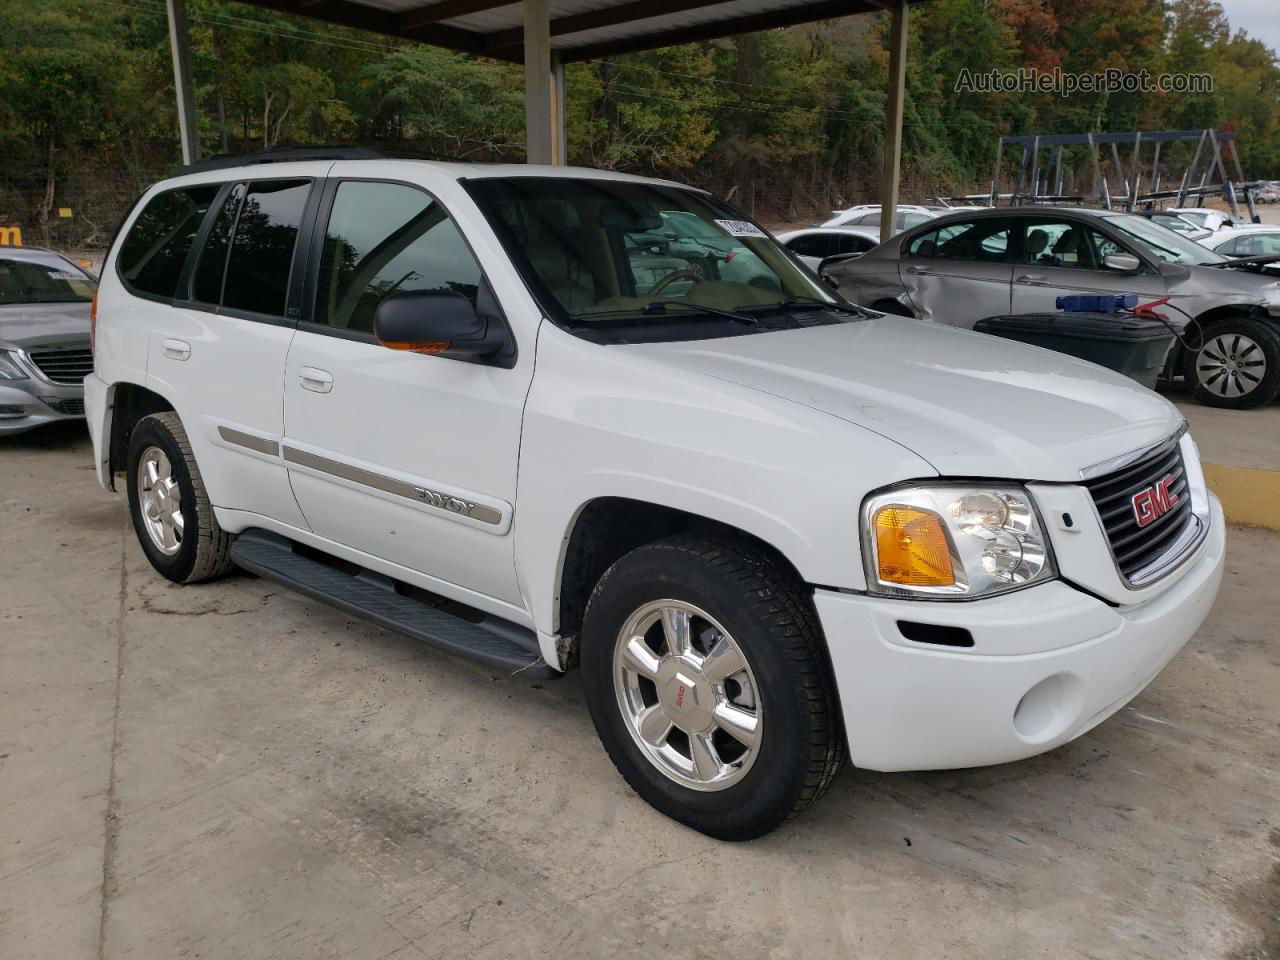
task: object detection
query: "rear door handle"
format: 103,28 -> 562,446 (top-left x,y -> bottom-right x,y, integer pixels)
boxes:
162,338 -> 191,361
905,265 -> 932,275
1015,274 -> 1048,285
299,367 -> 333,394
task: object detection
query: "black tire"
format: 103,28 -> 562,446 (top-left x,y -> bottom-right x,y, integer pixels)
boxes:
580,535 -> 844,840
126,411 -> 233,584
1184,316 -> 1280,409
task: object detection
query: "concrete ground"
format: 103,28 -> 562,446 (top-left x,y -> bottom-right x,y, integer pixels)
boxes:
2,423 -> 1278,960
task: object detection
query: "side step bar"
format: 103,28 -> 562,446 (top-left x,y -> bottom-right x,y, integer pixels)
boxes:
230,529 -> 555,678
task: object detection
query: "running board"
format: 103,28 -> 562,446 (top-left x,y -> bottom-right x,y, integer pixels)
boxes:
230,529 -> 554,678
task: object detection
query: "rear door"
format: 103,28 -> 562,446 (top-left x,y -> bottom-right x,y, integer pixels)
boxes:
1009,217 -> 1168,315
898,218 -> 1015,327
139,176 -> 316,527
281,176 -> 531,607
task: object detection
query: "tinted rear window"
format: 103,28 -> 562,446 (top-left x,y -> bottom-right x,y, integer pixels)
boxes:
221,180 -> 310,317
118,185 -> 219,298
193,183 -> 245,305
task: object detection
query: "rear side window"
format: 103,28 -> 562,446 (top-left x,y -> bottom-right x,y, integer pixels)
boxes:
193,183 -> 245,305
117,185 -> 218,298
787,234 -> 834,258
221,180 -> 310,317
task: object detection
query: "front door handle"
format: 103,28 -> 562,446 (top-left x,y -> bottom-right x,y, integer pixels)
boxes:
162,338 -> 191,361
1014,274 -> 1048,285
299,367 -> 333,394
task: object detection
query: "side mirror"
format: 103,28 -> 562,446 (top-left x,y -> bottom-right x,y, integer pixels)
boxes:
374,287 -> 507,360
1103,253 -> 1141,273
817,251 -> 863,275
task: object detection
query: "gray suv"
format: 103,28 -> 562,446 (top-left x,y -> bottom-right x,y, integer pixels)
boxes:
825,207 -> 1280,409
0,248 -> 96,435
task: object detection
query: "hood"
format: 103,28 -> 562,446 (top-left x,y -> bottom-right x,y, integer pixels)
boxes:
622,318 -> 1184,481
0,302 -> 92,349
1167,260 -> 1280,306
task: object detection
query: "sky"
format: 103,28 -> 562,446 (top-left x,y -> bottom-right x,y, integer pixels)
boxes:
1219,0 -> 1279,55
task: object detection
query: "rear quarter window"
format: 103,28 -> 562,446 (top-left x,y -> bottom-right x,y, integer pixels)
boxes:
117,185 -> 219,298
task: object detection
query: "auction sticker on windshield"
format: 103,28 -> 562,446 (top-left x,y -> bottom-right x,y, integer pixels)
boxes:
714,219 -> 767,238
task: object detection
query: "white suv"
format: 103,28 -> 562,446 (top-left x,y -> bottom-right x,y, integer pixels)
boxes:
87,154 -> 1226,839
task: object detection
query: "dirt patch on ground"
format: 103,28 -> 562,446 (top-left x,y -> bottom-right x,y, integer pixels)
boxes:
1228,829 -> 1280,959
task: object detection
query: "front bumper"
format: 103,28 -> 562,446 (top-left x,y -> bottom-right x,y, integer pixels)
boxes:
816,494 -> 1225,772
0,380 -> 85,436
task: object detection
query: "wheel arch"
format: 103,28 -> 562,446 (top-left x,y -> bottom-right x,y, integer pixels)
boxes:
106,381 -> 176,486
553,496 -> 810,669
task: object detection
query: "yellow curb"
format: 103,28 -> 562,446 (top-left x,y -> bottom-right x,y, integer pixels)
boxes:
1203,463 -> 1280,530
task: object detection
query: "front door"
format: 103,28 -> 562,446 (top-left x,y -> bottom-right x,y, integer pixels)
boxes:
898,218 -> 1015,327
282,178 -> 531,607
1009,218 -> 1168,315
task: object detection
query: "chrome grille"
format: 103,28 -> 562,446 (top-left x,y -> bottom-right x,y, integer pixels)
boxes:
1083,433 -> 1194,582
28,345 -> 93,384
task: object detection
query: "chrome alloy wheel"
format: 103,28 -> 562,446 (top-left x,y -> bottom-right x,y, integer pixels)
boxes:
137,445 -> 184,556
613,600 -> 762,791
1198,333 -> 1267,398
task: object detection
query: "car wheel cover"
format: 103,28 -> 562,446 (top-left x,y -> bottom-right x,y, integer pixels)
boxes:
137,445 -> 184,556
612,599 -> 762,792
1197,333 -> 1267,398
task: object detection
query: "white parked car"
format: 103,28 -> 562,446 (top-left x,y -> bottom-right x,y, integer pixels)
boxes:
1202,225 -> 1280,259
87,154 -> 1225,839
775,226 -> 882,269
822,203 -> 939,234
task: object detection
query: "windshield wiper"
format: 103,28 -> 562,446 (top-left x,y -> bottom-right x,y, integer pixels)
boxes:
740,295 -> 877,319
571,301 -> 764,326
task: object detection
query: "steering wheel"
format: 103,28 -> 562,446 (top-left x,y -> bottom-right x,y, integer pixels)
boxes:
648,269 -> 703,297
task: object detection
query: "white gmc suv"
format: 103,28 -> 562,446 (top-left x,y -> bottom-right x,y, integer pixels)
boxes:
87,153 -> 1225,839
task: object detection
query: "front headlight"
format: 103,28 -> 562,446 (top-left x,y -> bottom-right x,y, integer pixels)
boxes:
861,483 -> 1056,599
0,350 -> 28,380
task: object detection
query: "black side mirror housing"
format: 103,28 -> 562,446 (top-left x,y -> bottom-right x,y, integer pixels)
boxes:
817,251 -> 863,279
373,277 -> 514,366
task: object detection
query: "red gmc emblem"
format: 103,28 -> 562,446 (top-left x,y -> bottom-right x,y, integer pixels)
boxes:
1131,474 -> 1180,528
674,685 -> 686,708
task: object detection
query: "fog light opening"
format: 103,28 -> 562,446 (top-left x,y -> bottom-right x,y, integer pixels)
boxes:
1013,673 -> 1085,743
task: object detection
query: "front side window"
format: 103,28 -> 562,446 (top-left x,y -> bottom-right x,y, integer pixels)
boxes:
0,257 -> 95,305
1021,221 -> 1096,269
315,181 -> 482,334
465,177 -> 835,333
787,234 -> 835,258
221,180 -> 310,317
118,185 -> 219,298
906,220 -> 1009,262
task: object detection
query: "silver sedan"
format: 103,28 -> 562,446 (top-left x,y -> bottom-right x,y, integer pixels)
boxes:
824,207 -> 1280,409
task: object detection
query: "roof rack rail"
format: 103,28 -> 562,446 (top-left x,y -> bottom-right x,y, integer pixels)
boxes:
174,144 -> 468,175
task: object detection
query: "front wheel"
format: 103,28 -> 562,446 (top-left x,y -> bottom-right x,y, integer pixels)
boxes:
581,536 -> 844,840
1184,317 -> 1280,409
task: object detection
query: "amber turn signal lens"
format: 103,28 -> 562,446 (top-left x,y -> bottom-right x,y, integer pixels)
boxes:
873,506 -> 956,587
379,339 -> 451,355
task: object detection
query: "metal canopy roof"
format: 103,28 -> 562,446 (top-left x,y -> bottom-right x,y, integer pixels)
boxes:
246,0 -> 924,63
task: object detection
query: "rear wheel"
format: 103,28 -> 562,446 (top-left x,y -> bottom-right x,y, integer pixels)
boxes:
581,535 -> 844,840
126,412 -> 233,583
1185,316 -> 1280,409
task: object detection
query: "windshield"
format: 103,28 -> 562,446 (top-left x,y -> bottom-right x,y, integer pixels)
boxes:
0,257 -> 95,304
1102,214 -> 1228,265
465,177 -> 838,330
